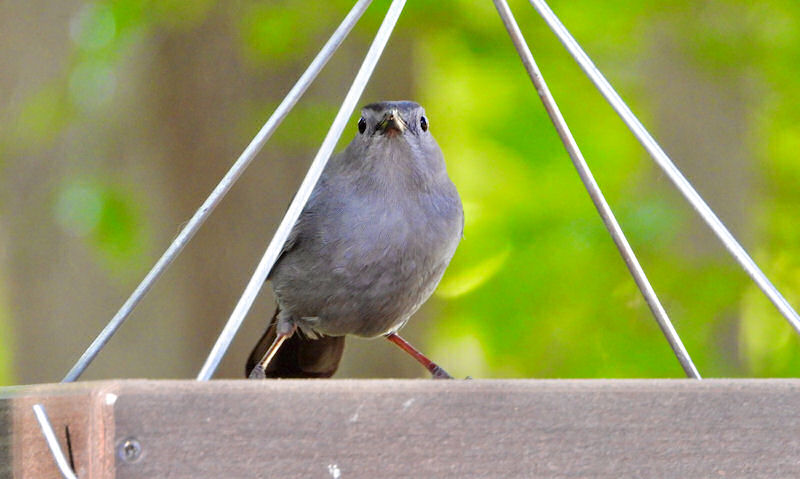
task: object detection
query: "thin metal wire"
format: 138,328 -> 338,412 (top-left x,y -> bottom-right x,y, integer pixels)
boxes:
32,404 -> 78,479
493,0 -> 700,379
61,0 -> 374,383
196,0 -> 408,380
527,0 -> 800,335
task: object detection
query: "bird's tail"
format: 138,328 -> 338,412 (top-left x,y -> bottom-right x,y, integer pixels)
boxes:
246,309 -> 345,378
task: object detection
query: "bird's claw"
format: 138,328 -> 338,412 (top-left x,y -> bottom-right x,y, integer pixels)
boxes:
248,365 -> 266,380
430,366 -> 454,380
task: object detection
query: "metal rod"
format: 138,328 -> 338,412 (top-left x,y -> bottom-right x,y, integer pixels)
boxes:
61,0 -> 374,383
527,0 -> 800,335
196,0 -> 408,380
32,404 -> 79,479
493,0 -> 700,379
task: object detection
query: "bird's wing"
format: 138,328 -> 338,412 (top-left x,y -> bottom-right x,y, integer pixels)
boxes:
267,194 -> 304,279
268,173 -> 327,276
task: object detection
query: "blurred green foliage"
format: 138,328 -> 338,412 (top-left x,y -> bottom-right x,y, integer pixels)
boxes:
53,179 -> 147,269
3,0 -> 800,381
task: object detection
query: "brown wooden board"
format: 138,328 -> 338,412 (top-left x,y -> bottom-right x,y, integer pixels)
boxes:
1,381 -> 116,478
2,379 -> 800,478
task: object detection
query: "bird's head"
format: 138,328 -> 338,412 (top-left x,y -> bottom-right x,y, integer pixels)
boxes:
355,100 -> 431,145
343,101 -> 446,180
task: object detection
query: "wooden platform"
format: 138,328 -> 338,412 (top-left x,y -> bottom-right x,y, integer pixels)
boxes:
2,379 -> 799,478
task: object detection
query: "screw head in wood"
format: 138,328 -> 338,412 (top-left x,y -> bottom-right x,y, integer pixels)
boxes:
117,437 -> 142,463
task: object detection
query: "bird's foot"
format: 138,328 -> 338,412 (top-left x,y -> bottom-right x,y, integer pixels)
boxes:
430,365 -> 454,380
248,364 -> 266,380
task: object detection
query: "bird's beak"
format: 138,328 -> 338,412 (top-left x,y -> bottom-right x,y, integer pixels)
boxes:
378,108 -> 407,136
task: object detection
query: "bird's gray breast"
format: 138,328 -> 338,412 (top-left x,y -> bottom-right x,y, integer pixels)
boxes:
270,171 -> 462,338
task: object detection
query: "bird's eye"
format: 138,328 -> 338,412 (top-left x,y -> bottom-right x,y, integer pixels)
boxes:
420,116 -> 428,132
358,117 -> 367,134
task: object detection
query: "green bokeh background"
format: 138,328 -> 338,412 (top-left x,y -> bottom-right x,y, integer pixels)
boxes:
2,0 -> 800,384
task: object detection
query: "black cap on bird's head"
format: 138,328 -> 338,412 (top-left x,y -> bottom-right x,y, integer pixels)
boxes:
357,101 -> 430,140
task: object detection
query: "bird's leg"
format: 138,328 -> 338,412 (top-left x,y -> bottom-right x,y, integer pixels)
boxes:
385,332 -> 453,379
248,320 -> 297,379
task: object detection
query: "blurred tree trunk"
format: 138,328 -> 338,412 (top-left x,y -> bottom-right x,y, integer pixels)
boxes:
644,8 -> 755,368
1,0 -> 425,383
0,0 -> 193,383
646,12 -> 754,259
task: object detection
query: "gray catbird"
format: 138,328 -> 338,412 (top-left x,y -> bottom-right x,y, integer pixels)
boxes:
246,101 -> 463,379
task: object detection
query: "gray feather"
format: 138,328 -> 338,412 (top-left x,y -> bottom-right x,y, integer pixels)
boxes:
270,101 -> 463,338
